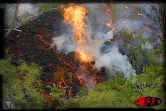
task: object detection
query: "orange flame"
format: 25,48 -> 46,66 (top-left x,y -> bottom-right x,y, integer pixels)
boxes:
33,5 -> 108,98
105,7 -> 111,14
62,5 -> 94,63
105,20 -> 116,33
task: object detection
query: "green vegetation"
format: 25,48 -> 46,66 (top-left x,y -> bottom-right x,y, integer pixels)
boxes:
54,31 -> 165,109
1,59 -> 46,109
2,3 -> 165,110
47,83 -> 65,102
1,56 -> 164,109
38,3 -> 60,13
73,70 -> 164,109
2,25 -> 165,110
17,12 -> 33,25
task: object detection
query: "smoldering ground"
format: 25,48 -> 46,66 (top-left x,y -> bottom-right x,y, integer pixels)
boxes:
6,3 -> 162,82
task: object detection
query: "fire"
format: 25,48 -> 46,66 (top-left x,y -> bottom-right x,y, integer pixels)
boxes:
36,34 -> 50,45
106,23 -> 111,27
32,5 -> 107,99
62,5 -> 94,63
78,52 -> 93,63
62,5 -> 87,42
105,7 -> 111,14
106,22 -> 116,33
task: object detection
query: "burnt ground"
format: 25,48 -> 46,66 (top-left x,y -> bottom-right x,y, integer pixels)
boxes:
5,8 -> 107,98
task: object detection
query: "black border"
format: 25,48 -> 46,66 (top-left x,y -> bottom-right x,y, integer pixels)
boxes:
0,9 -> 4,59
0,0 -> 165,110
0,8 -> 4,110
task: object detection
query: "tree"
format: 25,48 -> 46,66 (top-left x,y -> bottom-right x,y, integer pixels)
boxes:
1,58 -> 46,109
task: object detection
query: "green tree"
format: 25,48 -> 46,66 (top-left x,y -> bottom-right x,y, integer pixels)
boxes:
1,58 -> 46,109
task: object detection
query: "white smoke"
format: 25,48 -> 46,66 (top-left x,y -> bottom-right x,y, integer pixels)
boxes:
51,3 -> 161,79
141,41 -> 154,50
5,3 -> 39,28
112,3 -> 161,48
52,31 -> 136,78
94,43 -> 136,78
18,3 -> 39,16
52,4 -> 136,78
52,34 -> 76,54
5,3 -> 161,78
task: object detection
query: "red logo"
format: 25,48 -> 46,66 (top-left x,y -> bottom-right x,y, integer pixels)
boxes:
135,96 -> 161,107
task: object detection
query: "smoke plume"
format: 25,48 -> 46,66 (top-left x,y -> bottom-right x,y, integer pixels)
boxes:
52,4 -> 138,78
7,3 -> 161,79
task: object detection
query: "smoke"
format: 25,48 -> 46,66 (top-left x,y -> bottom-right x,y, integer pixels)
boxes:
52,4 -> 137,78
95,43 -> 136,78
18,4 -> 39,15
111,3 -> 161,48
85,3 -> 161,49
141,41 -> 154,50
52,34 -> 76,54
5,3 -> 39,27
10,3 -> 160,79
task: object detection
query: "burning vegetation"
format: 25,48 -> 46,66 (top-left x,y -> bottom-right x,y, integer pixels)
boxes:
6,4 -> 109,103
62,5 -> 94,63
3,3 -> 165,110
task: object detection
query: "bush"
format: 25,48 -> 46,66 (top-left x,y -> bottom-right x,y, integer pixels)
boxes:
73,70 -> 164,109
1,58 -> 46,109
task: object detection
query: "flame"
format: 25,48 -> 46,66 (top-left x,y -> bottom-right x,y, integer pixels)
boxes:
105,7 -> 111,14
62,5 -> 94,63
32,5 -> 107,99
57,82 -> 65,90
103,6 -> 116,33
36,34 -> 50,45
106,20 -> 116,33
